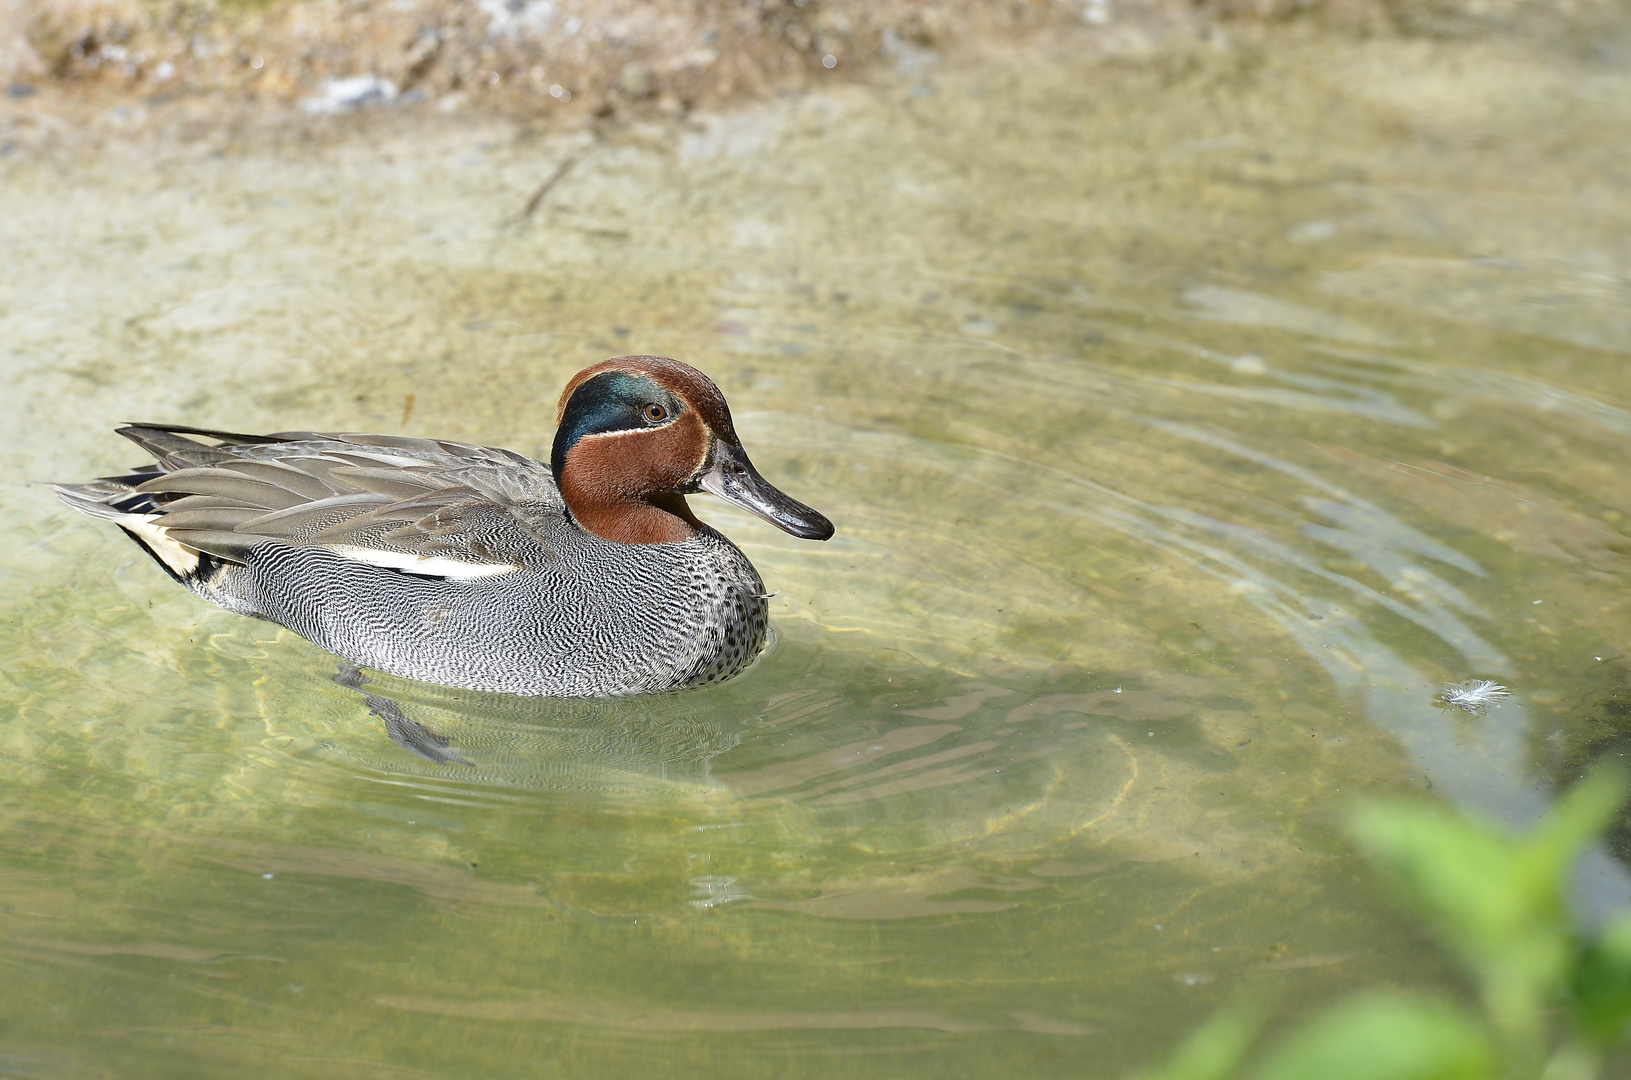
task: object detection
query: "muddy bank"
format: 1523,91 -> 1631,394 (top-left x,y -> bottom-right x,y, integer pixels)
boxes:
3,0 -> 1624,123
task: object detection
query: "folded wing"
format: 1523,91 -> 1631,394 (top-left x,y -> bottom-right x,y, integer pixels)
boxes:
55,424 -> 564,580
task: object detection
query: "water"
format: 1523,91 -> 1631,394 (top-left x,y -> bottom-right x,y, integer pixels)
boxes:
4,21 -> 1631,1077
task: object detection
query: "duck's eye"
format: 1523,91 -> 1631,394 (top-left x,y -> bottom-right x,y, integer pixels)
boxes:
643,403 -> 669,424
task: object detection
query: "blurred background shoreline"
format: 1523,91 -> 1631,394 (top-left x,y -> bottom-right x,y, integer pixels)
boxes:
3,0 -> 1627,137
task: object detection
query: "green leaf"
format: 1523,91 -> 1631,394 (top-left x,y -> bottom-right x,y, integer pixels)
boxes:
1131,1000 -> 1265,1080
1571,910 -> 1631,1045
1347,768 -> 1628,970
1348,804 -> 1518,956
1248,995 -> 1494,1080
1523,768 -> 1630,895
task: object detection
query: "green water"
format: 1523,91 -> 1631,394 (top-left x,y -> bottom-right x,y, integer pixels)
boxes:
4,19 -> 1631,1077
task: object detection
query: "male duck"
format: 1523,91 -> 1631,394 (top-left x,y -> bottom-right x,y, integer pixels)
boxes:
55,356 -> 834,697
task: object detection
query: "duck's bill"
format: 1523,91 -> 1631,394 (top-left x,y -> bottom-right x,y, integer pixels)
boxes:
699,442 -> 835,541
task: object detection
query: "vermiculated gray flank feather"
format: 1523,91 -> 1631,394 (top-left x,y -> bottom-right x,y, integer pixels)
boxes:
54,425 -> 769,697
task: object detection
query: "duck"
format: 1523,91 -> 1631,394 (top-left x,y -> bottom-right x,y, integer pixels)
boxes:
54,355 -> 834,697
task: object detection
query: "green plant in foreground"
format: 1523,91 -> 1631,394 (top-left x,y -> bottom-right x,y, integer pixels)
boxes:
1133,768 -> 1631,1080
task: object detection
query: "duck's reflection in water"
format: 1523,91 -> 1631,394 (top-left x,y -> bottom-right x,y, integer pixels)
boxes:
332,664 -> 472,767
313,654 -> 752,795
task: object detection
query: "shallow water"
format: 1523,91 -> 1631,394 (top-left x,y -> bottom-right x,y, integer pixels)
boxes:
4,21 -> 1631,1077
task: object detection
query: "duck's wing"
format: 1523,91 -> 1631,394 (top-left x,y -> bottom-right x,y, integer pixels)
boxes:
56,424 -> 564,580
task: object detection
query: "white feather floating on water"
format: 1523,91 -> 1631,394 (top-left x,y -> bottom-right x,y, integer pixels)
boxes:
1440,679 -> 1510,714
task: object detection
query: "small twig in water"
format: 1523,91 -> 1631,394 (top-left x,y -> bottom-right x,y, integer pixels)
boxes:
1440,679 -> 1510,715
514,155 -> 580,224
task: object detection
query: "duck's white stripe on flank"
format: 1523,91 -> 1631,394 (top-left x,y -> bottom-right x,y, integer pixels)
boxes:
324,544 -> 517,579
116,514 -> 201,576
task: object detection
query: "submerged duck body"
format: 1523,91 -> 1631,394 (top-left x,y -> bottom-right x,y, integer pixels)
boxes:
55,356 -> 834,697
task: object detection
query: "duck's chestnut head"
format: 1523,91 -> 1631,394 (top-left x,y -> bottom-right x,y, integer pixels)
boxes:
551,356 -> 835,546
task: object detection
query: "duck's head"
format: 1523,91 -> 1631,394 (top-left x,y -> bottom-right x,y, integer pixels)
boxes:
551,355 -> 835,546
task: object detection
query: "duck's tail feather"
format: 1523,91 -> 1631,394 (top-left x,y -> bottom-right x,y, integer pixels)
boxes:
52,477 -> 148,520
52,476 -> 235,587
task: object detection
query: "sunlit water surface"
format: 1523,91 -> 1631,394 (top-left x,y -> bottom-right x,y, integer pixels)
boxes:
4,22 -> 1631,1078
